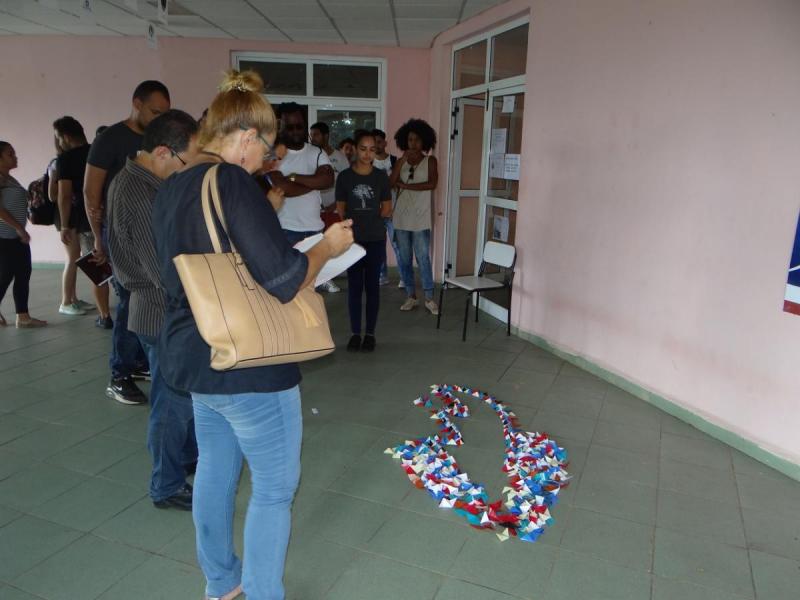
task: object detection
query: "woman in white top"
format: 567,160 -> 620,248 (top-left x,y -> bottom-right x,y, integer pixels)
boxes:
0,142 -> 47,328
389,119 -> 439,315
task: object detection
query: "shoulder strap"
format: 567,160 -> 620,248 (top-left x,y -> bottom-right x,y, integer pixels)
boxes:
200,165 -> 238,255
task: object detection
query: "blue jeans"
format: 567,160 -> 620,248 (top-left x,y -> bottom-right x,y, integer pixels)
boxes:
109,279 -> 148,379
379,218 -> 405,281
282,229 -> 320,246
138,334 -> 197,502
394,228 -> 434,299
191,386 -> 302,600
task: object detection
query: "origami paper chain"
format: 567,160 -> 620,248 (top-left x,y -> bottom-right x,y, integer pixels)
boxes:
386,384 -> 570,543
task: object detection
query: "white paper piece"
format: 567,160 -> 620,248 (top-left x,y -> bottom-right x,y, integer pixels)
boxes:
146,23 -> 158,49
157,0 -> 169,24
490,128 -> 507,153
493,214 -> 509,242
489,154 -> 505,179
293,233 -> 366,286
503,154 -> 521,180
39,0 -> 60,9
125,0 -> 138,10
502,95 -> 515,113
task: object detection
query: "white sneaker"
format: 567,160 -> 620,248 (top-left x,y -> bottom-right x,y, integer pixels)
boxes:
75,299 -> 95,311
59,302 -> 86,316
424,299 -> 439,315
400,297 -> 419,311
398,280 -> 405,289
321,280 -> 341,293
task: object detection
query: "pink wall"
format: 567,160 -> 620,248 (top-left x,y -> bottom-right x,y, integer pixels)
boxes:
432,0 -> 800,465
0,36 -> 430,262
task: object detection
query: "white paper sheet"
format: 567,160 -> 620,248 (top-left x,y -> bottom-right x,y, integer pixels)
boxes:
293,233 -> 366,286
489,154 -> 506,179
493,215 -> 510,242
502,95 -> 516,113
503,154 -> 521,180
491,128 -> 507,153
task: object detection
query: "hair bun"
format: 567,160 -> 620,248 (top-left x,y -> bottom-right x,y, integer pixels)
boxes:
219,69 -> 263,94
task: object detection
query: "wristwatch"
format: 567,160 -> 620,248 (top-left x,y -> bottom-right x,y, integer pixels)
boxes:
288,173 -> 297,183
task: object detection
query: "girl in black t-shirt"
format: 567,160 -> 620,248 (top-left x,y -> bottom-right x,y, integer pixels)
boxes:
336,130 -> 392,352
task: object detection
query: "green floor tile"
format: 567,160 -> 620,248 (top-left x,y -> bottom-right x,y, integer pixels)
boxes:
498,368 -> 556,392
328,457 -> 415,506
529,409 -> 597,444
300,491 -> 394,547
652,576 -> 752,600
659,457 -> 740,505
92,497 -> 193,552
574,474 -> 657,525
731,449 -> 787,481
96,554 -> 204,600
653,527 -> 754,598
660,433 -> 732,471
660,414 -> 708,441
13,534 -> 149,600
598,393 -> 661,432
45,434 -> 141,475
657,488 -> 745,547
584,444 -> 658,487
2,422 -> 96,460
13,394 -> 86,423
101,414 -> 148,442
750,549 -> 800,600
0,413 -> 46,445
591,419 -> 661,456
447,534 -> 557,597
560,507 -> 653,570
285,535 -> 358,600
545,550 -> 651,600
508,353 -> 563,374
0,462 -> 87,510
0,504 -> 21,528
435,578 -> 518,600
0,516 -> 82,581
96,449 -> 152,492
365,509 -> 470,572
737,471 -> 800,514
326,552 -> 443,600
741,507 -> 800,561
30,476 -> 144,532
0,447 -> 37,482
0,585 -> 45,600
539,388 -> 604,419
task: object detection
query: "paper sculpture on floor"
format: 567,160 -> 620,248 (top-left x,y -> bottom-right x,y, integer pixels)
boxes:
386,384 -> 570,543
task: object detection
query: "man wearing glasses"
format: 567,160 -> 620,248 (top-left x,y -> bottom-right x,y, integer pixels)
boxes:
268,102 -> 338,291
106,110 -> 200,511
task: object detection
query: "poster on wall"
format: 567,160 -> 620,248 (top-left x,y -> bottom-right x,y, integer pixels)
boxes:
784,212 -> 800,315
493,214 -> 510,242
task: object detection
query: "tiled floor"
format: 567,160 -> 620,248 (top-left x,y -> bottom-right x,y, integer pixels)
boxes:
1,269 -> 800,599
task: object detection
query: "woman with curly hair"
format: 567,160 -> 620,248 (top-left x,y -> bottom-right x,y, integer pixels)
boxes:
389,118 -> 439,314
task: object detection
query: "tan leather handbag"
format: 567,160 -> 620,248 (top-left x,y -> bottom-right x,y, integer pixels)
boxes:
172,164 -> 334,371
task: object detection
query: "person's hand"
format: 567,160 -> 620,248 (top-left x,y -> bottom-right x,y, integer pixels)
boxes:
268,170 -> 286,186
267,187 -> 285,212
90,239 -> 108,265
60,228 -> 74,245
17,229 -> 31,244
262,157 -> 282,173
323,219 -> 354,258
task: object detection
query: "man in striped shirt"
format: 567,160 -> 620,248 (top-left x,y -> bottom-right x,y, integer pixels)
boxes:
107,110 -> 200,511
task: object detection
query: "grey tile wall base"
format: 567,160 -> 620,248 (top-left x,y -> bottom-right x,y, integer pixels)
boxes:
512,326 -> 800,482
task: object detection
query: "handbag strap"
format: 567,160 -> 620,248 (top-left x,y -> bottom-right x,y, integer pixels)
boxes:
201,164 -> 240,255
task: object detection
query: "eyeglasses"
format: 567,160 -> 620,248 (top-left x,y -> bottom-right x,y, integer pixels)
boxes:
408,165 -> 415,181
239,124 -> 274,161
170,148 -> 186,166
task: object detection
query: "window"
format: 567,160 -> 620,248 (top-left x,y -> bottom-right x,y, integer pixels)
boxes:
238,60 -> 307,96
453,40 -> 487,90
317,110 -> 377,147
490,24 -> 528,82
314,64 -> 379,99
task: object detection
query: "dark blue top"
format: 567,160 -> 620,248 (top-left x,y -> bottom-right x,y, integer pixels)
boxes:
152,161 -> 309,394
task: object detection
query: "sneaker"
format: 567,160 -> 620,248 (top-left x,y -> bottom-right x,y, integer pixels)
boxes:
95,315 -> 113,329
106,377 -> 146,405
206,585 -> 243,600
132,368 -> 151,381
424,299 -> 439,315
361,334 -> 376,352
379,275 -> 389,286
321,280 -> 341,293
75,299 -> 96,311
346,334 -> 361,352
400,297 -> 419,311
398,280 -> 405,289
59,302 -> 86,316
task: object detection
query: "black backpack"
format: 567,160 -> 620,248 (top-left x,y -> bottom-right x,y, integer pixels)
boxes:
27,160 -> 56,226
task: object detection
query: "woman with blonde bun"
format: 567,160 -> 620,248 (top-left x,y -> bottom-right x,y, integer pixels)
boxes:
151,70 -> 354,600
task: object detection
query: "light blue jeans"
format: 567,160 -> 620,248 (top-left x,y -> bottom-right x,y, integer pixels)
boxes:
191,386 -> 302,600
394,228 -> 434,299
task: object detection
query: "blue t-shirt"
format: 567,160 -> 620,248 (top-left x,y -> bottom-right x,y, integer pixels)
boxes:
152,161 -> 309,394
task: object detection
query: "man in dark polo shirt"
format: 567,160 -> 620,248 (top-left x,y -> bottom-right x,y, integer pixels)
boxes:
84,80 -> 171,405
107,109 -> 199,510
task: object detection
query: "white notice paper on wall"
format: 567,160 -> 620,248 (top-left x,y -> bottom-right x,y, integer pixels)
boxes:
503,154 -> 521,180
489,154 -> 506,179
502,95 -> 516,113
491,128 -> 507,154
493,214 -> 510,242
146,23 -> 158,49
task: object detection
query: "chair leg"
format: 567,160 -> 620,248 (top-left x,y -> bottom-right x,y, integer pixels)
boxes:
475,291 -> 480,322
462,292 -> 471,341
507,285 -> 512,336
436,284 -> 445,330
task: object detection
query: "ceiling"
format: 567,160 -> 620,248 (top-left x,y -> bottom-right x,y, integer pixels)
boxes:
0,0 -> 509,47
